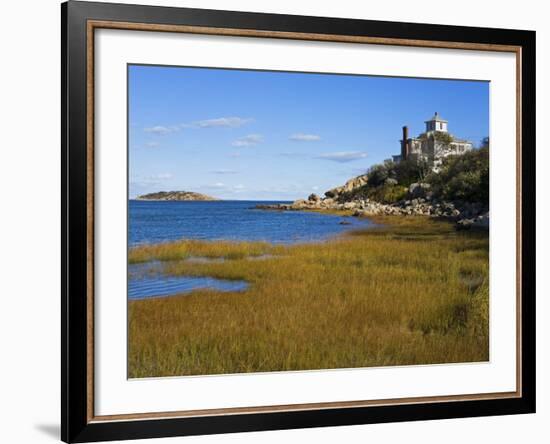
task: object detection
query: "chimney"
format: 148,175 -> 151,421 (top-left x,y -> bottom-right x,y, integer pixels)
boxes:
401,126 -> 409,160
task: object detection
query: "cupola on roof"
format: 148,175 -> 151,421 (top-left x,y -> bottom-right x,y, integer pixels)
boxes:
425,112 -> 448,123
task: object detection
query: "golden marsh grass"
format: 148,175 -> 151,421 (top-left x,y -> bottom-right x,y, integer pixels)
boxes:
128,216 -> 489,378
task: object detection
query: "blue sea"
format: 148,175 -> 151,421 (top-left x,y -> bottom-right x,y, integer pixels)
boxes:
129,200 -> 372,246
128,200 -> 373,299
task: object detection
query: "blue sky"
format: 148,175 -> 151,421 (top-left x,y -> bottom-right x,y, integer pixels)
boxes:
129,65 -> 489,200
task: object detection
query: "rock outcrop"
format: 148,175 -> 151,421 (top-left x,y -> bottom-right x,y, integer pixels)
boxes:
324,174 -> 369,199
136,191 -> 219,201
256,174 -> 488,230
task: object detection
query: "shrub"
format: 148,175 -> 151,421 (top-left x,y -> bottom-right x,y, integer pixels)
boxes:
393,159 -> 430,186
366,184 -> 408,204
366,163 -> 390,187
366,159 -> 428,188
359,144 -> 488,205
427,147 -> 489,204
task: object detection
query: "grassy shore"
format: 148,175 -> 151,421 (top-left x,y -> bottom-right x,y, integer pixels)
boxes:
128,216 -> 488,378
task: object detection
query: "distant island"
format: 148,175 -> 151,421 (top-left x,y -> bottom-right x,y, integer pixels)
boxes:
135,191 -> 219,201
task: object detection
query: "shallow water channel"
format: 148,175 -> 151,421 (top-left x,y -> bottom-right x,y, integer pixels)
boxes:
128,261 -> 249,300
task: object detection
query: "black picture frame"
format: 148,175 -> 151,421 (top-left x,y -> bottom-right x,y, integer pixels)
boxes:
62,1 -> 536,442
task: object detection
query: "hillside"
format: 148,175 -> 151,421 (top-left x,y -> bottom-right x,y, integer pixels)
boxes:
257,147 -> 489,229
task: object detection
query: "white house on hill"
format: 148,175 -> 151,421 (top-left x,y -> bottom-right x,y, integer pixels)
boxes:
393,112 -> 473,171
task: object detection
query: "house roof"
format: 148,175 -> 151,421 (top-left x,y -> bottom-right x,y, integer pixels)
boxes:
425,112 -> 448,123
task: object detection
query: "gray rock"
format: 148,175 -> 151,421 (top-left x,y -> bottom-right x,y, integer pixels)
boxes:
324,174 -> 368,198
472,212 -> 490,228
343,202 -> 357,210
456,218 -> 474,230
408,182 -> 431,199
308,201 -> 322,209
456,212 -> 489,230
290,199 -> 308,210
342,174 -> 369,192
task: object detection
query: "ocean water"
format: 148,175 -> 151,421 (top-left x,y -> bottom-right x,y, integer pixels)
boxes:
129,200 -> 372,247
128,200 -> 373,299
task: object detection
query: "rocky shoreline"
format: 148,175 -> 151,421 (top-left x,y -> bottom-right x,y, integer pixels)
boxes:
256,181 -> 489,230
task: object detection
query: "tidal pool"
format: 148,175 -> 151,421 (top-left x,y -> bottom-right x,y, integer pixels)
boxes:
128,262 -> 248,300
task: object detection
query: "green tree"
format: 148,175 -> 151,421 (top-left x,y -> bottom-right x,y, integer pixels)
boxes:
393,159 -> 430,186
433,131 -> 454,146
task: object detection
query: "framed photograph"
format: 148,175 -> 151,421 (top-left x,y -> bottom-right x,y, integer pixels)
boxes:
62,1 -> 536,442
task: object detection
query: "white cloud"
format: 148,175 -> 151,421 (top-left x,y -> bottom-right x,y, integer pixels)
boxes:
232,134 -> 263,147
144,125 -> 179,135
317,151 -> 369,162
149,173 -> 173,180
145,141 -> 160,148
196,183 -> 247,194
144,116 -> 252,135
290,133 -> 321,142
195,117 -> 252,128
211,169 -> 238,175
130,173 -> 173,187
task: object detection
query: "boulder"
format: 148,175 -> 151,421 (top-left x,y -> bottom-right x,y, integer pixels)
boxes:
408,182 -> 431,199
342,174 -> 369,192
472,212 -> 490,228
324,174 -> 368,198
385,178 -> 398,186
290,199 -> 308,210
456,212 -> 489,230
343,202 -> 357,210
456,218 -> 474,230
